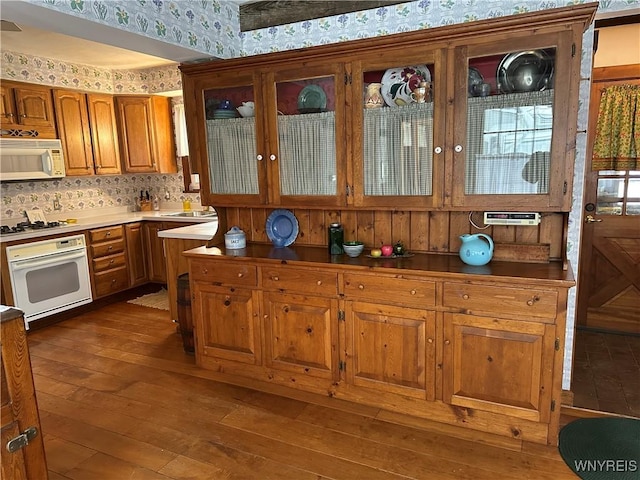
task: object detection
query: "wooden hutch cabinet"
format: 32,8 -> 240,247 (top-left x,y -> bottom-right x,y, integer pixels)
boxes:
181,4 -> 596,212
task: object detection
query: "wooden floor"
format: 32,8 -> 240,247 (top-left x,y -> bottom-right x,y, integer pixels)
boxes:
27,300 -> 583,480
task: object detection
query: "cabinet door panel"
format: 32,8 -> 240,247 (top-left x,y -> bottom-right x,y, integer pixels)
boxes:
0,85 -> 18,129
125,222 -> 147,287
87,94 -> 121,175
53,89 -> 94,176
443,313 -> 554,423
13,85 -> 55,127
346,301 -> 435,400
264,292 -> 338,380
116,96 -> 156,172
193,283 -> 261,365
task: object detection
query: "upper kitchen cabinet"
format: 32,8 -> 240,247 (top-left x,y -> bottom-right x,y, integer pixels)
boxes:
53,90 -> 121,176
350,48 -> 445,209
0,81 -> 56,138
181,3 -> 596,211
181,61 -> 346,207
115,95 -> 177,174
448,30 -> 577,211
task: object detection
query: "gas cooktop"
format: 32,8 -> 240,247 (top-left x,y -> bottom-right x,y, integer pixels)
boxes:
0,221 -> 64,235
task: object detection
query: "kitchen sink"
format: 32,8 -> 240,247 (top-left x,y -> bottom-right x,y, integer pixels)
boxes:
163,211 -> 218,218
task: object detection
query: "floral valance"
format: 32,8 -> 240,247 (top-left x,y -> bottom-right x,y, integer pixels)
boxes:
592,84 -> 640,171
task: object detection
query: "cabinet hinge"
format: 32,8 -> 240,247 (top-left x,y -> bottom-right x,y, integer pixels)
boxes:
339,360 -> 346,371
555,338 -> 560,351
551,399 -> 556,412
338,310 -> 345,321
571,43 -> 576,57
563,181 -> 568,195
6,426 -> 38,453
346,184 -> 350,197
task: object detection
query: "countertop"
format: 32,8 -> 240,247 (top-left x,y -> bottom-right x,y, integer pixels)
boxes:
183,243 -> 576,286
0,207 -> 219,244
157,221 -> 220,241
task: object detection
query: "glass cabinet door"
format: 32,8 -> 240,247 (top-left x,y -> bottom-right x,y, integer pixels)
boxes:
351,49 -> 444,208
200,71 -> 268,205
451,32 -> 572,210
265,64 -> 346,207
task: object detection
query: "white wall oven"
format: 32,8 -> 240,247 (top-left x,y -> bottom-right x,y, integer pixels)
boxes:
6,234 -> 92,328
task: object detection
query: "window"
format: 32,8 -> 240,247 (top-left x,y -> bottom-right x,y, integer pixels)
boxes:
597,170 -> 640,215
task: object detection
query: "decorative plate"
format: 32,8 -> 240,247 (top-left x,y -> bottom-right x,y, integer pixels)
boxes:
468,67 -> 484,96
266,209 -> 299,247
297,85 -> 327,112
380,65 -> 431,107
497,50 -> 554,93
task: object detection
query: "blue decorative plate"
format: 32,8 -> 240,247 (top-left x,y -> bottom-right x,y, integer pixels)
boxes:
266,209 -> 299,247
297,85 -> 327,112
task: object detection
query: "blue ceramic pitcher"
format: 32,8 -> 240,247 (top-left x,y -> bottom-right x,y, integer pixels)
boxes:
459,233 -> 494,266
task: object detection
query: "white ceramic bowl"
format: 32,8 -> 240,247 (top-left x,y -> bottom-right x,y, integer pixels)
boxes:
236,105 -> 255,117
343,241 -> 364,257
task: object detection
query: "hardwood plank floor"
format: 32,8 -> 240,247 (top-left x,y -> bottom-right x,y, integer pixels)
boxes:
27,300 -> 582,479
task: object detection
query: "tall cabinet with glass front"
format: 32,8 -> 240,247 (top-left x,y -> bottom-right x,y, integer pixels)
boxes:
351,49 -> 445,209
184,61 -> 346,208
450,31 -> 574,211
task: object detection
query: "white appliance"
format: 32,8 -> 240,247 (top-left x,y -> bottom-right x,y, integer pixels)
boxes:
0,138 -> 66,181
6,234 -> 92,328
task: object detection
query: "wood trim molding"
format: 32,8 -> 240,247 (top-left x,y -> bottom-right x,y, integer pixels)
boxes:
592,64 -> 640,82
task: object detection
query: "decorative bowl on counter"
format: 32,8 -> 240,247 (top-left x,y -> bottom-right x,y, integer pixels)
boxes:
343,241 -> 364,257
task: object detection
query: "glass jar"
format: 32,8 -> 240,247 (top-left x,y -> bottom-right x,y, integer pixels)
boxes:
328,223 -> 344,254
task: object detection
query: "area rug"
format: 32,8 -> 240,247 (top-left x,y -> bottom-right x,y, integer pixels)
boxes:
127,288 -> 170,311
558,417 -> 640,479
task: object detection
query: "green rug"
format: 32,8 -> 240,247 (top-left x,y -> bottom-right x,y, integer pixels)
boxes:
559,417 -> 640,479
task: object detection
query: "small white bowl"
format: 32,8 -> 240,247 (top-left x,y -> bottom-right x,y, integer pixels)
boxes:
237,105 -> 255,117
343,241 -> 364,257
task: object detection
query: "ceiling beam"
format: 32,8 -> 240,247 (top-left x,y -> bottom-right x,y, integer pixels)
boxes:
240,1 -> 407,31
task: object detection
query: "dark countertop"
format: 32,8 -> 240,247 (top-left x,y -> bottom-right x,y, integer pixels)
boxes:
183,243 -> 575,287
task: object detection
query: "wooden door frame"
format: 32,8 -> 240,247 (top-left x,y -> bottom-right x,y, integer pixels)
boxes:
576,64 -> 640,326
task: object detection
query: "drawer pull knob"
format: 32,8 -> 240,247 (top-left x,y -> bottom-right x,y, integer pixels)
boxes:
316,280 -> 322,286
358,284 -> 364,290
106,231 -> 111,236
410,289 -> 416,295
238,273 -> 244,278
462,294 -> 469,300
108,245 -> 113,250
109,260 -> 114,264
527,296 -> 540,306
428,338 -> 433,344
444,340 -> 450,345
273,276 -> 279,281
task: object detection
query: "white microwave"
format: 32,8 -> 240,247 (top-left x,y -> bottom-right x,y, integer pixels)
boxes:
0,138 -> 66,181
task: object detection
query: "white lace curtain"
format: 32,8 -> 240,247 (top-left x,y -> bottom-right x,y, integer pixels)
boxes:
206,118 -> 259,194
466,89 -> 553,195
277,111 -> 336,196
363,103 -> 433,196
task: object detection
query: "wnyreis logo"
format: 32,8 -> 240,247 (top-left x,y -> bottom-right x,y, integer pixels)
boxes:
574,460 -> 638,473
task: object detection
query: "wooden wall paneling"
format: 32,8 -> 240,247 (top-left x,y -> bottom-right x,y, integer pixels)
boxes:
293,209 -> 310,244
515,224 -> 541,244
545,214 -> 565,260
356,211 -> 376,247
449,212 -> 471,253
373,210 -> 393,247
492,225 -> 517,244
428,212 -> 450,252
252,208 -> 270,243
226,207 -> 241,230
237,208 -> 254,239
340,210 -> 358,243
307,209 -> 326,245
410,211 -> 430,252
391,211 -> 411,247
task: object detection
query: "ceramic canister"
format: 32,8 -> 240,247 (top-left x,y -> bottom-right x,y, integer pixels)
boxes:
224,226 -> 246,249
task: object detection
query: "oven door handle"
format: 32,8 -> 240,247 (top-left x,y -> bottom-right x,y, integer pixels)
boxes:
9,250 -> 88,271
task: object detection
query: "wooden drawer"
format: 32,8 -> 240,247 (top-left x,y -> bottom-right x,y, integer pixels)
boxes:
90,238 -> 125,258
443,283 -> 558,320
89,225 -> 124,243
262,267 -> 338,296
94,266 -> 129,297
93,252 -> 126,273
191,260 -> 257,287
344,273 -> 436,306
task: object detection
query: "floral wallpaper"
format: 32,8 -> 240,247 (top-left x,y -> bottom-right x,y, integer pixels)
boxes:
1,0 -> 639,389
